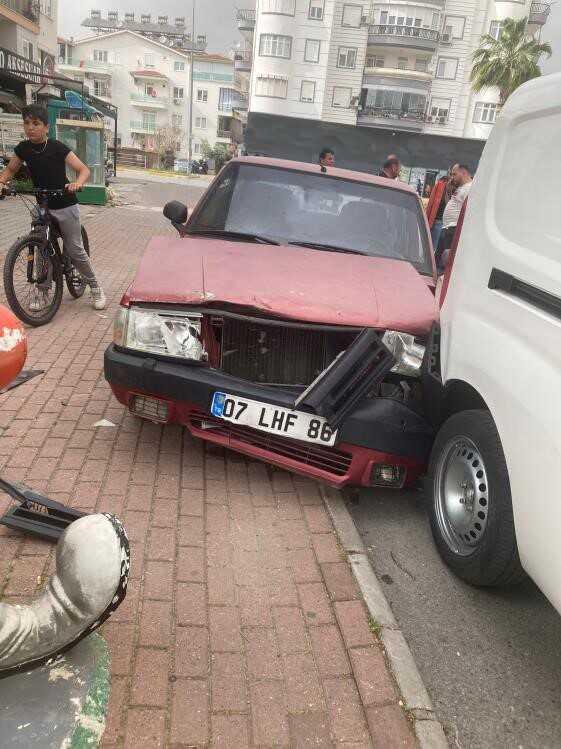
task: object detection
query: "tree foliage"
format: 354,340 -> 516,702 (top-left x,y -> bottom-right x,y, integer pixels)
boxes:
471,17 -> 551,105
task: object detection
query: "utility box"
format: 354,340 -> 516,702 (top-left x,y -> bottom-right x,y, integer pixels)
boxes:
56,119 -> 107,206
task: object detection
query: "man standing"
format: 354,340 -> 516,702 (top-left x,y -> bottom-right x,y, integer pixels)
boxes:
426,164 -> 458,250
378,155 -> 401,180
0,105 -> 106,310
437,164 -> 472,271
319,148 -> 335,170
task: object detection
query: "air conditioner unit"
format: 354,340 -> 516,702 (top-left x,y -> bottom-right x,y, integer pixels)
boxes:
441,29 -> 452,43
438,116 -> 447,124
173,98 -> 182,105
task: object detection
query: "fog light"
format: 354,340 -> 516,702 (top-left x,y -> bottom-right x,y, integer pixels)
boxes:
370,464 -> 406,488
130,395 -> 170,423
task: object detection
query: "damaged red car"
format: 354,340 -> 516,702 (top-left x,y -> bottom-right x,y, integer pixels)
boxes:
104,157 -> 438,488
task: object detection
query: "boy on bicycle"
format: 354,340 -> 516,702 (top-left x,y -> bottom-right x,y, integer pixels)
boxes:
0,105 -> 106,311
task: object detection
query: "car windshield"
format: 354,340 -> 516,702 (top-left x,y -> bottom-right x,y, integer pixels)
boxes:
189,163 -> 432,274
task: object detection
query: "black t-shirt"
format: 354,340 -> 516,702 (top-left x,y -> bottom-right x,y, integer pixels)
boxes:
14,139 -> 78,210
435,190 -> 447,221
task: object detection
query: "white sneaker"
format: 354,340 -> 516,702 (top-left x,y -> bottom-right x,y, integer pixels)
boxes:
90,286 -> 107,311
29,288 -> 46,312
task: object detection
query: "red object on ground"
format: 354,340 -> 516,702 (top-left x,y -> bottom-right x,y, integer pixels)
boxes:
0,305 -> 27,391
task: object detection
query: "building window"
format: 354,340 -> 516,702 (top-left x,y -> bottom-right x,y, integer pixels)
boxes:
144,53 -> 155,68
337,47 -> 357,69
300,80 -> 316,103
415,57 -> 428,73
174,87 -> 184,99
473,102 -> 499,123
304,39 -> 321,63
194,141 -> 201,154
40,0 -> 52,17
93,80 -> 109,97
435,57 -> 458,80
444,16 -> 466,40
489,20 -> 504,39
261,0 -> 296,15
332,86 -> 352,108
366,89 -> 426,116
429,97 -> 451,124
309,0 -> 324,20
431,13 -> 440,29
195,116 -> 208,128
259,33 -> 292,59
380,10 -> 388,24
22,40 -> 34,61
197,89 -> 208,102
397,57 -> 408,70
255,75 -> 288,98
366,54 -> 384,68
342,4 -> 362,27
94,49 -> 108,63
172,114 -> 183,128
142,111 -> 156,130
174,61 -> 185,71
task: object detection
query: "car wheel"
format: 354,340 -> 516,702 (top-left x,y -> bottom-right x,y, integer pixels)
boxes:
427,409 -> 526,587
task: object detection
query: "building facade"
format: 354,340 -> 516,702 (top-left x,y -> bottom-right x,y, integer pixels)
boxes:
242,0 -> 550,140
57,29 -> 240,160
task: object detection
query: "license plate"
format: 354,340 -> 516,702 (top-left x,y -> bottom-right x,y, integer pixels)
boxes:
210,392 -> 338,447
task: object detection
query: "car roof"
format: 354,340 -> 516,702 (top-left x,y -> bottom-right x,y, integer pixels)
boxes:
231,156 -> 418,195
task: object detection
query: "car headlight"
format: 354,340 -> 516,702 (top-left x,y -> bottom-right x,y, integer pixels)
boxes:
382,330 -> 425,378
114,306 -> 206,361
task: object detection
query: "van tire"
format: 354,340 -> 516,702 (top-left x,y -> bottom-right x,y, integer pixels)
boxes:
427,409 -> 526,587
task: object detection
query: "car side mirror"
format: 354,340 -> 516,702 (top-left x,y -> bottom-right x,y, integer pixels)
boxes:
163,201 -> 189,235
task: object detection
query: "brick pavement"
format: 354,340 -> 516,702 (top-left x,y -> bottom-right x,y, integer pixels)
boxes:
0,185 -> 416,747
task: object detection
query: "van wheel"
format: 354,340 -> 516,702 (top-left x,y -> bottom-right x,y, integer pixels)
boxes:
427,409 -> 526,587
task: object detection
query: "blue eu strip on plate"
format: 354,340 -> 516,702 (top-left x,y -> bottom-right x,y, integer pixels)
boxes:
211,392 -> 226,417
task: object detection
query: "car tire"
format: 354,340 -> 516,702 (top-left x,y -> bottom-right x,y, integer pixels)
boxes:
427,409 -> 526,587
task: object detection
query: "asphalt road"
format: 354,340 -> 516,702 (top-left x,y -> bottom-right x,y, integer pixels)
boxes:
348,487 -> 561,749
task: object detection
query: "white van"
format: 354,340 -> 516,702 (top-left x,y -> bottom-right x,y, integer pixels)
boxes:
424,72 -> 561,613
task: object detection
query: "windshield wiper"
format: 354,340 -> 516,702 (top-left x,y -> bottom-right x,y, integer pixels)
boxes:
187,228 -> 281,245
288,240 -> 367,256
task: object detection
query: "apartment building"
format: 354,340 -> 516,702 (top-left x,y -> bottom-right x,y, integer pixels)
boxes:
0,0 -> 58,113
57,28 -> 240,159
242,0 -> 550,139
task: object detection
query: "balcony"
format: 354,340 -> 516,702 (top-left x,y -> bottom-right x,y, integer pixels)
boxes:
237,8 -> 256,32
58,59 -> 113,77
528,2 -> 551,26
234,51 -> 252,72
368,24 -> 439,52
218,95 -> 248,115
193,71 -> 234,83
217,129 -> 232,140
131,93 -> 168,109
130,120 -> 156,134
363,66 -> 432,89
0,0 -> 39,28
358,106 -> 426,131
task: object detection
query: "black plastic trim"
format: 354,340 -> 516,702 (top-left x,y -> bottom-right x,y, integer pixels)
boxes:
488,268 -> 561,322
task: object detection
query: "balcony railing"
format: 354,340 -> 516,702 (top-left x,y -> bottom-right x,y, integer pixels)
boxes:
360,106 -> 426,123
131,93 -> 168,105
217,129 -> 232,139
218,96 -> 248,113
237,8 -> 256,29
234,51 -> 252,71
528,2 -> 551,24
0,0 -> 39,23
130,120 -> 156,134
369,24 -> 440,42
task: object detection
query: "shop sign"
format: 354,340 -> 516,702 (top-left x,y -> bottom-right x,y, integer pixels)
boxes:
0,46 -> 42,85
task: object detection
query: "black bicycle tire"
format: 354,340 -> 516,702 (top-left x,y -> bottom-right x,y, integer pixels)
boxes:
3,236 -> 64,327
65,225 -> 91,299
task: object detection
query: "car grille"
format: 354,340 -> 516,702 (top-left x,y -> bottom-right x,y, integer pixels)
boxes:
189,410 -> 353,477
217,317 -> 357,386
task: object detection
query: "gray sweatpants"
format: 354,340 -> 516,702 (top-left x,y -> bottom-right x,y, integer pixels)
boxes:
50,204 -> 99,287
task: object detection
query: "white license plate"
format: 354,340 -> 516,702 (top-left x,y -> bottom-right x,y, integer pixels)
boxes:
210,392 -> 338,447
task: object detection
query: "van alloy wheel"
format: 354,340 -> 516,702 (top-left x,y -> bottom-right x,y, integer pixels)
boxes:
434,437 -> 489,557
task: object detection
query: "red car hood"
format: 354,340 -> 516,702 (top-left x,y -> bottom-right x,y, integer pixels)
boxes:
126,237 -> 437,336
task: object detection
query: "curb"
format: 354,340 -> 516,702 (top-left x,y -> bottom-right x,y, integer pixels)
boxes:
321,486 -> 449,749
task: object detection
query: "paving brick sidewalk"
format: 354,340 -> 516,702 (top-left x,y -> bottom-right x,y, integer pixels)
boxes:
0,192 -> 415,747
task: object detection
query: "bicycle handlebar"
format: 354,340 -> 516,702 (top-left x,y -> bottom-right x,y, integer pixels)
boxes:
3,185 -> 82,197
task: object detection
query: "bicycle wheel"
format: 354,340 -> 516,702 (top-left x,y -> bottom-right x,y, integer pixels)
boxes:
65,226 -> 91,299
3,237 -> 64,327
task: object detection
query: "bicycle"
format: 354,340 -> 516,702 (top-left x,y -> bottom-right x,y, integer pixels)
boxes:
2,187 -> 91,327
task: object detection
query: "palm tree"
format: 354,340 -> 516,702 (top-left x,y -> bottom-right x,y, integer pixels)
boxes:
471,17 -> 552,106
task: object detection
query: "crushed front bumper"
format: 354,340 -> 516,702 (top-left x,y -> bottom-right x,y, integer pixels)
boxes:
104,344 -> 434,487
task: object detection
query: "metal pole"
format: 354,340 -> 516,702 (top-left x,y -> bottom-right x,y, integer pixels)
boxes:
187,0 -> 195,174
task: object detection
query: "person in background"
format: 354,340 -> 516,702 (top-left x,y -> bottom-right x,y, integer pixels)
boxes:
426,164 -> 458,251
0,104 -> 106,310
378,155 -> 401,180
436,164 -> 472,272
319,148 -> 335,170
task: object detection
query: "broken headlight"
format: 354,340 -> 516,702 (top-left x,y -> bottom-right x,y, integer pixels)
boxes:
114,306 -> 206,361
382,330 -> 425,378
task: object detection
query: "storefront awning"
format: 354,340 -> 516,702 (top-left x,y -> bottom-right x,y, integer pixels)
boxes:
0,91 -> 22,112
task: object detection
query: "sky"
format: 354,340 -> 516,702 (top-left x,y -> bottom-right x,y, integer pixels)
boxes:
59,0 -> 561,73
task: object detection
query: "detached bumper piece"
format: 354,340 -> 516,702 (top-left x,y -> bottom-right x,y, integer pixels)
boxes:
0,479 -> 87,542
295,329 -> 395,429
